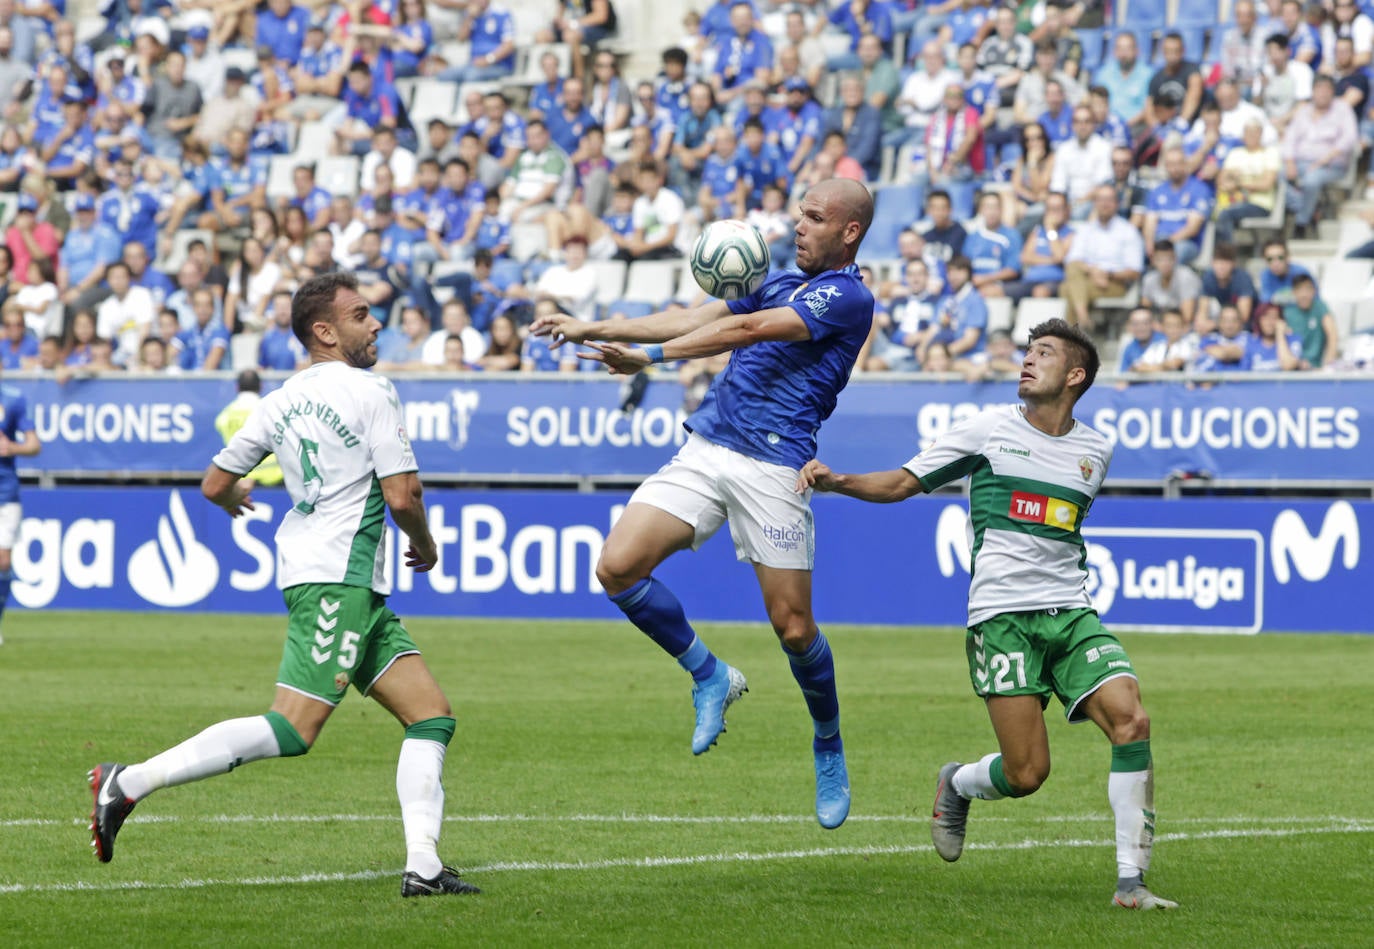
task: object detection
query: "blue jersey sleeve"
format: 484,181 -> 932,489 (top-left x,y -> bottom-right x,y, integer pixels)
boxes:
785,271 -> 870,342
12,392 -> 30,433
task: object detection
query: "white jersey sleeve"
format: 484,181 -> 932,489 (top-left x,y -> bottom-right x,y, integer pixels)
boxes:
362,375 -> 418,479
902,409 -> 1006,491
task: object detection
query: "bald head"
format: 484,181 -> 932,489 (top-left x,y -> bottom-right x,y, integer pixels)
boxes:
796,178 -> 875,273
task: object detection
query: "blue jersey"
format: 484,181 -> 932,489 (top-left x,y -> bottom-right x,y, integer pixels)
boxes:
961,71 -> 997,115
1,334 -> 37,370
1119,332 -> 1165,371
712,30 -> 773,92
291,185 -> 332,222
1193,331 -> 1250,372
258,325 -> 306,371
469,4 -> 515,69
700,152 -> 742,201
961,224 -> 1022,278
392,21 -> 432,76
475,215 -> 510,253
736,141 -> 787,206
0,385 -> 32,503
1146,177 -> 1213,242
1245,332 -> 1301,371
546,105 -> 596,156
98,186 -> 161,254
1259,264 -> 1313,304
175,320 -> 230,370
655,76 -> 691,123
529,79 -> 563,117
256,3 -> 312,65
932,285 -> 988,357
1023,223 -> 1073,284
522,333 -> 563,371
692,264 -> 874,469
774,102 -> 822,165
1096,112 -> 1133,149
1039,107 -> 1073,146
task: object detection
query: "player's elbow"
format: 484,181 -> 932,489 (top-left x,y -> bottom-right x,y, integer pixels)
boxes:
382,476 -> 424,519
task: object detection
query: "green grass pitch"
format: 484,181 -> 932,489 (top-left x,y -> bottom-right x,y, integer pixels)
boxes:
1,611 -> 1371,947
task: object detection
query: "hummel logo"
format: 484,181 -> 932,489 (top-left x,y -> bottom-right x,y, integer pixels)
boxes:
311,646 -> 332,664
317,614 -> 338,632
96,768 -> 121,807
315,629 -> 335,648
319,598 -> 340,616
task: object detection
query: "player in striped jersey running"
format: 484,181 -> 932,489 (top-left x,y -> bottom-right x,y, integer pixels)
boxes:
797,318 -> 1177,911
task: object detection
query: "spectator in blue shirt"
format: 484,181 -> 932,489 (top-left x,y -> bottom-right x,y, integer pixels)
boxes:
439,0 -> 516,83
1199,243 -> 1256,324
288,163 -> 332,230
776,76 -> 823,177
98,158 -> 160,254
1006,191 -> 1072,300
1193,304 -> 1252,372
59,193 -> 120,316
527,49 -> 566,120
826,0 -> 893,69
390,0 -> 433,79
336,61 -> 403,157
1118,307 -> 1166,372
204,127 -> 266,233
1038,80 -> 1073,146
655,46 -> 692,123
710,2 -> 773,108
737,117 -> 788,208
962,190 -> 1023,298
0,302 -> 37,369
255,0 -> 312,66
917,255 -> 987,361
1258,238 -> 1314,304
1143,145 -> 1212,264
474,190 -> 510,257
668,80 -> 722,201
123,242 -> 174,310
546,77 -> 597,157
40,94 -> 95,191
173,286 -> 229,371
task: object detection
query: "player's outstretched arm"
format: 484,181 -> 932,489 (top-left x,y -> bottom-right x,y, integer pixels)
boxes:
380,471 -> 439,573
531,300 -> 733,348
796,459 -> 924,503
580,306 -> 813,375
201,464 -> 255,517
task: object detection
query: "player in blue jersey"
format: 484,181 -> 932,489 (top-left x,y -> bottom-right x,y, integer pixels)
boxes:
530,178 -> 875,829
0,377 -> 41,644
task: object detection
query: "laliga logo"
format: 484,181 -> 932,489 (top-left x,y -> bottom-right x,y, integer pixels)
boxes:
126,490 -> 219,607
1270,501 -> 1360,584
1084,543 -> 1119,614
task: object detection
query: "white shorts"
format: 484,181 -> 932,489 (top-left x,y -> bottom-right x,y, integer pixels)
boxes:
0,502 -> 21,549
630,433 -> 814,570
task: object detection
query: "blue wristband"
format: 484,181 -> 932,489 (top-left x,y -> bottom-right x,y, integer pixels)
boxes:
642,344 -> 665,364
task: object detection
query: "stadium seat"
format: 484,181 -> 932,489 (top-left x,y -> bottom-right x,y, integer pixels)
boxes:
1319,259 -> 1372,302
674,261 -> 709,305
867,183 -> 923,261
1337,217 -> 1372,255
490,257 -> 526,290
510,44 -> 573,87
623,259 -> 683,305
510,223 -> 549,262
1011,298 -> 1067,345
406,79 -> 458,127
1078,27 -> 1107,75
985,296 -> 1014,336
221,47 -> 258,78
293,121 -> 333,163
1231,180 -> 1287,252
604,299 -> 655,320
266,156 -> 298,202
1352,297 -> 1374,333
161,228 -> 215,274
587,259 -> 628,305
317,156 -> 360,197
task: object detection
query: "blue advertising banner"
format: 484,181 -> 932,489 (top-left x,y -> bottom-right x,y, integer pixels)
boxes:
8,374 -> 1374,483
10,487 -> 1368,635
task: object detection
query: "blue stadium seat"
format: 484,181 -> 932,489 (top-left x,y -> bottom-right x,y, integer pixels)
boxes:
604,299 -> 655,320
867,183 -> 923,260
1118,0 -> 1167,29
490,258 -> 526,290
1078,27 -> 1107,76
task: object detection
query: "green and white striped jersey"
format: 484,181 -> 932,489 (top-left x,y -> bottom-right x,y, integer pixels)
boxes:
213,362 -> 418,595
903,404 -> 1113,626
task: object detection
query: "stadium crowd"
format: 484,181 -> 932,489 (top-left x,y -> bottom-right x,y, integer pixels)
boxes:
2,0 -> 1374,387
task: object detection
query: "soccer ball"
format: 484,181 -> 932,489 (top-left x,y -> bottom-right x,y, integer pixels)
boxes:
690,220 -> 770,300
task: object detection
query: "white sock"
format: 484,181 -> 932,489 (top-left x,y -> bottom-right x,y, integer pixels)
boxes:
397,737 -> 447,879
952,753 -> 1007,802
118,716 -> 281,802
1108,766 -> 1155,879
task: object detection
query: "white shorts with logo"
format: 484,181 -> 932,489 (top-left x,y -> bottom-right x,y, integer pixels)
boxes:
0,502 -> 21,549
630,432 -> 814,570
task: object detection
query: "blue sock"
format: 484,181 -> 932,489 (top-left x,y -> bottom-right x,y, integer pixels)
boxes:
785,631 -> 840,748
0,568 -> 11,624
609,578 -> 718,682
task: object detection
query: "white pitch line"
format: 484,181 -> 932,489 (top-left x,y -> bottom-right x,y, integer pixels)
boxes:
5,812 -> 1372,829
1,822 -> 1371,896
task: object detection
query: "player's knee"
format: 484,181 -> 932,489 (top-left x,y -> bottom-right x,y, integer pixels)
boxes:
771,614 -> 817,653
1112,708 -> 1150,744
1004,760 -> 1049,796
595,554 -> 636,596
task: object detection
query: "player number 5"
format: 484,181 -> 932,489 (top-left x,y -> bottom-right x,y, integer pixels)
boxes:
991,652 -> 1027,692
338,631 -> 360,670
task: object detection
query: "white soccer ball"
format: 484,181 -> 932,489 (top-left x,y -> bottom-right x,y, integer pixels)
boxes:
690,220 -> 770,300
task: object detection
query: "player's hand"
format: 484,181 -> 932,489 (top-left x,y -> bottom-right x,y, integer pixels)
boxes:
795,458 -> 837,493
579,341 -> 650,375
405,538 -> 439,572
216,482 -> 256,518
530,312 -> 593,347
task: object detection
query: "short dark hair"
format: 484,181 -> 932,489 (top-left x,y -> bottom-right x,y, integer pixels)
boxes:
1212,242 -> 1238,263
1153,239 -> 1175,255
1028,318 -> 1100,396
291,271 -> 359,347
347,60 -> 370,77
1292,273 -> 1316,290
237,369 -> 262,393
662,47 -> 688,67
927,188 -> 951,207
947,254 -> 972,274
